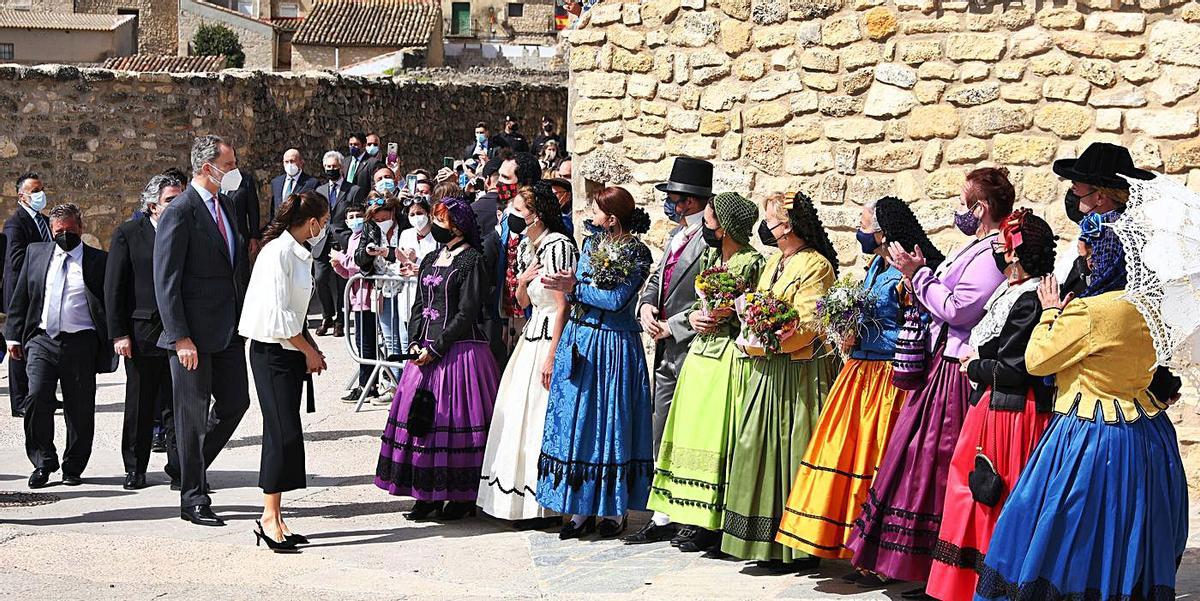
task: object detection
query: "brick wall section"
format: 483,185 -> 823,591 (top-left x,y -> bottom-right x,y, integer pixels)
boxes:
0,65 -> 566,248
74,0 -> 180,55
567,0 -> 1200,260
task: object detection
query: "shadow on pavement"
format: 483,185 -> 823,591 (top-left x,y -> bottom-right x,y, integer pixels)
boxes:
225,429 -> 382,450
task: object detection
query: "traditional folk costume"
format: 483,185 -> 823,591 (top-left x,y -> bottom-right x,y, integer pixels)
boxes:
849,233 -> 1005,582
720,248 -> 838,563
776,255 -> 906,558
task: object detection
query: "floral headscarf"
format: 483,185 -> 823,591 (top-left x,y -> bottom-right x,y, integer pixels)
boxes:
1079,210 -> 1126,298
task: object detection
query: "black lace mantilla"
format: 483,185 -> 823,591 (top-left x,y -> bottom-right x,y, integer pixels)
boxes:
974,562 -> 1176,601
376,458 -> 481,493
537,453 -> 653,490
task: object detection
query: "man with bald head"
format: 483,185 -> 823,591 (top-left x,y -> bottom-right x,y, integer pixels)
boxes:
268,149 -> 318,227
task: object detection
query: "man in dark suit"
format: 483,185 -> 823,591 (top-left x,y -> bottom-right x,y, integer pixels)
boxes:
352,132 -> 384,191
3,172 -> 53,417
106,173 -> 184,491
499,115 -> 531,153
342,132 -> 375,192
228,167 -> 261,256
269,148 -> 319,226
6,203 -> 117,488
462,121 -> 510,161
314,150 -> 362,337
154,135 -> 251,526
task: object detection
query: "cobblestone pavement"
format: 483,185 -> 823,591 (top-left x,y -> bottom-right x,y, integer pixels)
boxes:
1,337 -> 1197,600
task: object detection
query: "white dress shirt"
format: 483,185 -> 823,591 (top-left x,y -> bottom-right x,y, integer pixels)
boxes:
398,227 -> 437,263
238,230 -> 313,351
191,181 -> 235,261
40,243 -> 94,336
669,211 -> 704,254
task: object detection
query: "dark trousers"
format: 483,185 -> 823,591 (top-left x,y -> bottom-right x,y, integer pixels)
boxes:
314,260 -> 346,323
120,354 -> 179,476
249,340 -> 308,494
170,338 -> 250,507
23,331 -> 99,474
8,354 -> 29,416
355,310 -> 377,386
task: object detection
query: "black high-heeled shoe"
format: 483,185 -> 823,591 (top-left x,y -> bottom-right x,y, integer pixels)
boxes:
559,516 -> 597,540
284,532 -> 309,545
405,500 -> 444,521
596,516 -> 627,538
439,502 -> 476,521
254,520 -> 299,553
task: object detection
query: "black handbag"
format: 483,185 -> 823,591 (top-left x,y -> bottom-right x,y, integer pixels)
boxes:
406,389 -> 436,437
968,363 -> 1005,507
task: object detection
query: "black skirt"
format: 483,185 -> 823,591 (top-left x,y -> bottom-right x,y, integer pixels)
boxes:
249,340 -> 308,494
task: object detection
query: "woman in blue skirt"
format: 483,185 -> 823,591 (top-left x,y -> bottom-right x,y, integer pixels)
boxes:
537,186 -> 654,540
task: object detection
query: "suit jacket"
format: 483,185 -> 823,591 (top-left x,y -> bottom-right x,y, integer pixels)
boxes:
472,191 -> 500,235
342,155 -> 379,192
461,135 -> 510,161
228,171 -> 260,243
314,179 -> 360,257
152,185 -> 250,354
268,172 -> 319,225
638,224 -> 706,353
3,207 -> 49,313
5,241 -> 117,373
105,216 -> 166,356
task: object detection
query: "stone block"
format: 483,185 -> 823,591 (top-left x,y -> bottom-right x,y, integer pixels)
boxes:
960,63 -> 990,83
1094,108 -> 1122,132
642,101 -> 670,116
1085,12 -> 1146,34
628,74 -> 659,98
945,82 -> 1001,106
864,83 -> 918,117
874,63 -> 917,89
995,62 -> 1026,81
784,142 -> 835,175
859,142 -> 924,173
822,14 -> 862,47
744,131 -> 784,172
692,65 -> 732,86
667,134 -> 718,159
1009,28 -> 1053,58
965,105 -> 1033,137
825,117 -> 886,141
623,2 -> 644,25
784,116 -> 824,142
670,11 -> 720,47
1037,7 -> 1083,30
700,83 -> 747,110
1126,109 -> 1200,138
907,105 -> 961,139
926,168 -> 965,198
902,15 -> 961,34
700,113 -> 731,135
574,99 -> 623,124
719,0 -> 751,19
843,42 -> 883,70
1120,60 -> 1160,84
719,19 -> 754,55
612,48 -> 654,73
609,27 -> 646,51
751,0 -> 787,24
917,62 -> 957,81
1130,137 -> 1163,170
1088,85 -> 1148,107
801,48 -> 840,72
748,72 -> 803,101
864,7 -> 898,40
846,176 -> 894,204
625,137 -> 668,161
754,24 -> 798,50
1034,104 -> 1094,138
1016,170 -> 1061,204
1029,52 -> 1074,76
796,20 -> 822,46
576,72 -> 627,98
1001,81 -> 1042,103
568,29 -> 606,46
921,140 -> 942,171
945,33 -> 1007,61
998,7 -> 1035,30
628,116 -> 669,136
771,48 -> 797,71
791,91 -> 820,115
589,2 -> 622,25
659,52 -> 678,82
1165,139 -> 1200,172
745,102 -> 792,126
1148,66 -> 1200,106
1078,60 -> 1117,87
914,81 -> 947,104
1043,76 -> 1091,103
897,41 -> 942,64
992,134 -> 1058,165
1185,3 -> 1200,22
1097,40 -> 1145,60
835,145 -> 859,175
802,72 -> 839,92
820,95 -> 865,117
569,47 -> 599,71
718,133 -> 743,160
844,69 -> 875,95
945,138 -> 989,164
734,56 -> 766,80
803,174 -> 847,205
667,109 -> 702,132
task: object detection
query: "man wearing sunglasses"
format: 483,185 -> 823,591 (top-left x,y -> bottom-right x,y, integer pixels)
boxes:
105,172 -> 185,490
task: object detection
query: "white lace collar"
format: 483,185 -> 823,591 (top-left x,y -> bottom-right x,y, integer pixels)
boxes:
968,278 -> 1040,350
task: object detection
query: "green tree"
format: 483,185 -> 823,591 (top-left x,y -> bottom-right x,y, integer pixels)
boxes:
192,23 -> 245,69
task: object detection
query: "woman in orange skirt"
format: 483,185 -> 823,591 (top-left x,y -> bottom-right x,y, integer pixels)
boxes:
926,210 -> 1056,601
776,197 -> 942,567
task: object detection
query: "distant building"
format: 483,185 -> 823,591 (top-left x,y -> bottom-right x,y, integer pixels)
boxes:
292,0 -> 442,71
0,0 -> 177,55
178,0 -> 308,70
0,11 -> 135,64
102,53 -> 227,71
440,0 -> 560,68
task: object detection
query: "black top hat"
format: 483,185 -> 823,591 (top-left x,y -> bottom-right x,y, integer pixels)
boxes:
1052,142 -> 1154,189
655,157 -> 714,198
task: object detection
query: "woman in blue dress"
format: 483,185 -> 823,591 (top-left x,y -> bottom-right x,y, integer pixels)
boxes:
538,186 -> 654,539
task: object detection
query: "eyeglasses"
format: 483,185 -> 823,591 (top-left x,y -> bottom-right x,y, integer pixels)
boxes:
368,198 -> 386,207
401,195 -> 430,207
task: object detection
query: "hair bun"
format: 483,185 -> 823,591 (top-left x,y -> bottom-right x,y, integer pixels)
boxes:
626,206 -> 651,234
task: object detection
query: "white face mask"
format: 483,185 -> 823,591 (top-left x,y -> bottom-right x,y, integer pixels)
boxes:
376,219 -> 393,233
284,163 -> 300,177
307,221 -> 327,247
209,163 -> 242,193
410,214 -> 430,231
27,190 -> 47,212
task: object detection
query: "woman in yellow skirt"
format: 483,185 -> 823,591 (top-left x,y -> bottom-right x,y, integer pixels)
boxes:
776,197 -> 945,571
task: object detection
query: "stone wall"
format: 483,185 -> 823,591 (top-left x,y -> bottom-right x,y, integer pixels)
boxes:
74,0 -> 180,55
0,65 -> 567,248
566,0 -> 1200,260
178,0 -> 278,71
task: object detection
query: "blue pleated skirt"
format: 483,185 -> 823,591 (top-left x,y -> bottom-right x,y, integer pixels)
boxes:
975,408 -> 1188,601
535,320 -> 653,517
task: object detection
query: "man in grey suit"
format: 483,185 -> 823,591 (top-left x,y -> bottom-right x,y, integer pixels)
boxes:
625,157 -> 713,545
154,135 -> 251,527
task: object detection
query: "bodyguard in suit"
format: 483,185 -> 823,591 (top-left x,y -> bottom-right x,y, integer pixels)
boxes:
314,150 -> 362,337
462,121 -> 510,161
154,135 -> 252,526
625,157 -> 713,544
228,168 -> 261,256
353,132 -> 384,191
342,132 -> 379,192
106,174 -> 184,491
269,149 -> 319,225
6,203 -> 116,488
3,172 -> 53,417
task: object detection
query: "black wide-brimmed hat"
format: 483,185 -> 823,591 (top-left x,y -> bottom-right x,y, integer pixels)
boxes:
655,157 -> 714,198
1052,142 -> 1154,189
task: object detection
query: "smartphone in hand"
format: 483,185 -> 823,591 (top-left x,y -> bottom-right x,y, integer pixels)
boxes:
387,142 -> 398,164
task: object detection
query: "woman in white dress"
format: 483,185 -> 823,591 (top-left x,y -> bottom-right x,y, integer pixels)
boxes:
477,183 -> 578,529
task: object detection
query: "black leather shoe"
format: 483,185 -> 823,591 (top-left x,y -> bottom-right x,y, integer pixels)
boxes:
28,468 -> 53,489
678,527 -> 721,552
340,387 -> 362,402
670,525 -> 697,547
596,516 -> 627,538
622,521 -> 677,544
558,516 -> 596,540
404,500 -> 444,521
285,532 -> 310,545
123,472 -> 146,490
61,473 -> 82,486
333,323 -> 345,337
439,501 -> 476,521
181,505 -> 225,527
151,432 -> 167,453
12,410 -> 24,418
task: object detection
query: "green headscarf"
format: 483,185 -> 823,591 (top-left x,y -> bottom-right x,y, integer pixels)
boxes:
710,192 -> 758,245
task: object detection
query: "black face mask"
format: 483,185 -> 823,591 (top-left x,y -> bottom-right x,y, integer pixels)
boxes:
325,168 -> 342,181
507,213 -> 528,235
757,221 -> 779,247
992,249 -> 1010,274
55,231 -> 81,252
430,221 -> 455,244
701,224 -> 723,248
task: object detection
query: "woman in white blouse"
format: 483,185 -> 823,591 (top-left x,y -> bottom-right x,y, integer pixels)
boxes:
238,190 -> 330,553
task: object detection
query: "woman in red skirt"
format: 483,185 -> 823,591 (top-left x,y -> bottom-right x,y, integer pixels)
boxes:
926,209 -> 1056,601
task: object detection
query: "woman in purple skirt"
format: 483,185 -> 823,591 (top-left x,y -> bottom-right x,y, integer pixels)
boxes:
375,197 -> 500,521
847,168 -> 1012,597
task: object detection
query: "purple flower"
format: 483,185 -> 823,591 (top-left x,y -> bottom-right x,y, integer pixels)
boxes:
422,307 -> 441,320
422,274 -> 444,287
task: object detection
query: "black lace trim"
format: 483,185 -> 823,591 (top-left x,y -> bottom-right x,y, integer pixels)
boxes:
975,562 -> 1176,601
798,460 -> 876,480
722,509 -> 780,543
522,318 -> 553,342
654,468 -> 724,491
380,435 -> 486,455
862,487 -> 944,522
783,507 -> 852,528
537,453 -> 653,490
375,457 -> 482,492
650,486 -> 723,510
849,488 -> 941,557
387,417 -> 489,434
776,528 -> 845,552
479,475 -> 536,497
932,539 -> 985,571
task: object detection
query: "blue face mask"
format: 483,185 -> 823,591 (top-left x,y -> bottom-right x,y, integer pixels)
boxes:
476,133 -> 488,145
584,220 -> 606,235
663,198 -> 680,223
349,146 -> 362,158
856,229 -> 880,254
365,144 -> 379,156
375,178 -> 396,195
347,217 -> 364,233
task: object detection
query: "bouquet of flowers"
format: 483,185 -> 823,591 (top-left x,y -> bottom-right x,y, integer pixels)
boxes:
737,291 -> 801,354
587,235 -> 647,290
815,276 -> 879,357
695,265 -> 750,317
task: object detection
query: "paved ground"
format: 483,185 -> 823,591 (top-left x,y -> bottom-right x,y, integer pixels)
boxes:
0,334 -> 1197,600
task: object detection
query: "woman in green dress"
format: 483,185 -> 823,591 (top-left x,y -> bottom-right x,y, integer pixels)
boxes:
720,191 -> 840,572
647,192 -> 764,553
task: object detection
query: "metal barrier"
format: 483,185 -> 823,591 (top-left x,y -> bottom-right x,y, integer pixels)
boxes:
342,272 -> 418,412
